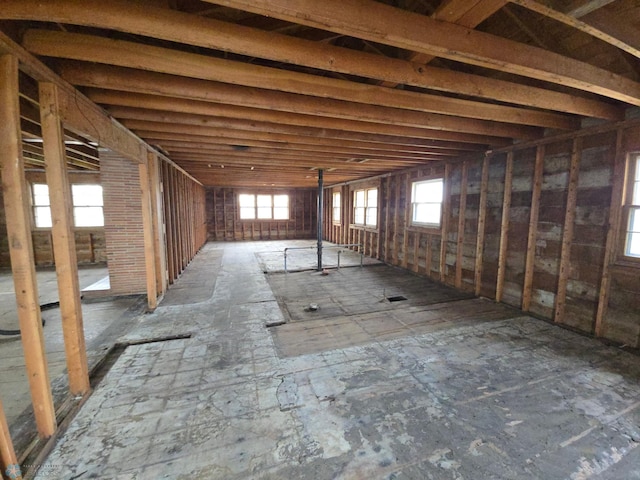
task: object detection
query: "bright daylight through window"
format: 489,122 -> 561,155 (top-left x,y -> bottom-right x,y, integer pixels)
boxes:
32,183 -> 104,228
239,193 -> 289,220
625,155 -> 640,258
354,188 -> 377,227
411,178 -> 443,227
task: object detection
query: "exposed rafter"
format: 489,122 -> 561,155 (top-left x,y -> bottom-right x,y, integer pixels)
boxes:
0,0 -> 622,120
24,30 -> 573,132
206,0 -> 640,105
509,0 -> 640,60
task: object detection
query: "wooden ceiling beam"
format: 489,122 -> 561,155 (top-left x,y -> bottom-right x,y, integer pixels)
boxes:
509,0 -> 640,60
433,0 -> 508,26
121,120 -> 470,155
112,108 -> 495,150
25,31 -> 571,132
174,158 -> 418,173
0,0 -> 621,119
564,0 -> 616,18
60,63 -> 575,132
91,94 -> 515,145
158,144 -> 432,164
381,0 -> 508,82
0,31 -> 148,163
207,0 -> 640,106
84,87 -> 536,140
137,131 -> 462,159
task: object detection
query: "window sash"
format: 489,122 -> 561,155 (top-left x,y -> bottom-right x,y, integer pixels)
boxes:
353,188 -> 377,226
411,178 -> 443,227
332,193 -> 341,223
239,193 -> 289,220
623,156 -> 640,259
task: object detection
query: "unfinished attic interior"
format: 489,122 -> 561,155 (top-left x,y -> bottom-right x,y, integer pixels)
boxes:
1,0 -> 640,477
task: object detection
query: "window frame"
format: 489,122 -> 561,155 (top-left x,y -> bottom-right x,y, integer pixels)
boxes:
410,177 -> 444,230
620,153 -> 640,263
31,182 -> 106,229
352,187 -> 378,228
238,193 -> 290,221
332,191 -> 341,225
71,184 -> 104,228
31,183 -> 52,229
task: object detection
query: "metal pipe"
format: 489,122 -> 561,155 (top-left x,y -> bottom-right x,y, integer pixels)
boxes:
317,169 -> 324,271
281,243 -> 363,272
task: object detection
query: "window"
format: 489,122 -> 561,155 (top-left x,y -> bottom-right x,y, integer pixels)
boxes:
623,155 -> 640,258
32,183 -> 52,228
332,192 -> 341,224
239,193 -> 289,220
72,185 -> 104,227
32,183 -> 104,228
411,178 -> 444,227
353,187 -> 378,227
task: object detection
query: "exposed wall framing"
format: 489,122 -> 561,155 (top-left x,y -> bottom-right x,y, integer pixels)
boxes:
206,187 -> 317,241
323,118 -> 640,348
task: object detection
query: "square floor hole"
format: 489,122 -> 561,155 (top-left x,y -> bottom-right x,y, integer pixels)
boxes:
387,295 -> 408,302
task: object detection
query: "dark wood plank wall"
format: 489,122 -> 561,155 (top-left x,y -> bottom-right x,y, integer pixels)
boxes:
324,122 -> 640,348
206,187 -> 317,241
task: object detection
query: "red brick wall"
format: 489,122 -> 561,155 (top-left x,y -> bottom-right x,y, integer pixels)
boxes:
100,149 -> 146,295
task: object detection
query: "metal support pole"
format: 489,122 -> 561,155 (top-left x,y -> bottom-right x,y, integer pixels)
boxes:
317,169 -> 324,271
337,250 -> 341,270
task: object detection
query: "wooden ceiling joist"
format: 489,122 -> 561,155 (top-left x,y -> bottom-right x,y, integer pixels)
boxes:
24,31 -> 573,132
59,62 -> 577,132
137,132 -> 462,160
208,0 -> 640,106
509,0 -> 640,60
85,88 -> 536,140
113,108 -> 496,150
121,120 -> 471,156
158,144 -> 434,164
0,31 -> 148,164
0,0 -> 622,120
91,95 -> 514,146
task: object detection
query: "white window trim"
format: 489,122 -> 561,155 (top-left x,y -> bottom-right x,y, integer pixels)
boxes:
411,178 -> 444,228
622,154 -> 640,261
353,187 -> 378,228
238,193 -> 290,221
332,192 -> 341,224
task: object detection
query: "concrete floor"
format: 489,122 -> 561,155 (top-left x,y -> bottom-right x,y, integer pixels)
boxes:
21,241 -> 640,479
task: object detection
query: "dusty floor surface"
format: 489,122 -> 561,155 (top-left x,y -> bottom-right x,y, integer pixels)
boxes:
0,266 -> 145,434
25,242 -> 640,479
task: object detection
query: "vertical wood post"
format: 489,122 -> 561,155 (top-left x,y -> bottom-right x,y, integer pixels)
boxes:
595,129 -> 625,336
0,398 -> 22,480
439,162 -> 452,283
317,169 -> 324,271
402,173 -> 411,269
0,55 -> 56,437
162,162 -> 175,284
522,145 -> 545,312
148,152 -> 167,296
39,82 -> 90,396
496,152 -> 514,303
139,159 -> 158,311
474,155 -> 490,296
393,176 -> 400,264
554,138 -> 582,324
455,161 -> 468,288
383,179 -> 391,261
